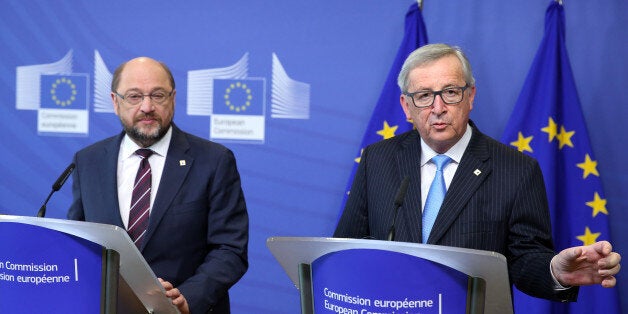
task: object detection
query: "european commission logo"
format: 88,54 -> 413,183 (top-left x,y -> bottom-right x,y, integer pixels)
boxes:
213,79 -> 264,115
38,74 -> 89,136
186,52 -> 310,144
210,79 -> 265,142
15,50 -> 310,143
15,50 -> 90,136
40,75 -> 88,109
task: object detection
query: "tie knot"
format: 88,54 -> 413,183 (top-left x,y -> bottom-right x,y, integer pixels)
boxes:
136,149 -> 153,159
432,155 -> 451,170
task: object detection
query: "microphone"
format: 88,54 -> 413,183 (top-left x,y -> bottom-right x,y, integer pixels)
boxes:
386,176 -> 410,241
37,163 -> 75,218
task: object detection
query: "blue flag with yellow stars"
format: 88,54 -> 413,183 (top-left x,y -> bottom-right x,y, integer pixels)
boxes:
212,78 -> 265,116
340,2 -> 428,212
501,2 -> 620,313
40,74 -> 88,110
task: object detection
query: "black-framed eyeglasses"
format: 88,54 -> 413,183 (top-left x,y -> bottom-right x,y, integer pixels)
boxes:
403,85 -> 469,108
114,90 -> 174,106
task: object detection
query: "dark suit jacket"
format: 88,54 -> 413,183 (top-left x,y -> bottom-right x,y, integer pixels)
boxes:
68,124 -> 249,313
334,122 -> 578,302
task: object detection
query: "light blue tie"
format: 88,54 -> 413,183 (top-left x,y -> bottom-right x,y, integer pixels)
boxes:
422,155 -> 452,243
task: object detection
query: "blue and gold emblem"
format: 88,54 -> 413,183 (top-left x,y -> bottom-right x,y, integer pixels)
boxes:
224,81 -> 253,113
40,74 -> 88,109
50,77 -> 78,107
213,79 -> 264,115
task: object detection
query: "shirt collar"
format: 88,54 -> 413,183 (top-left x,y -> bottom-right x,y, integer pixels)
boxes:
420,123 -> 473,166
120,126 -> 173,159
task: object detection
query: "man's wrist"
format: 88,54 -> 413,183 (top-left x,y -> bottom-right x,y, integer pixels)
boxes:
550,255 -> 571,290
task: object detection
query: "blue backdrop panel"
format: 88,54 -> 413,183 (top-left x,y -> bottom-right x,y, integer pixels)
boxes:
1,1 -> 626,313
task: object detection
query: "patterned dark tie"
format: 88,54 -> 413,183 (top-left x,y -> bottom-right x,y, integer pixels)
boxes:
128,148 -> 153,248
422,154 -> 452,243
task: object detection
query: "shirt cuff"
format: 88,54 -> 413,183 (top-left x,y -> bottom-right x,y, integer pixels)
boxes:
550,255 -> 571,290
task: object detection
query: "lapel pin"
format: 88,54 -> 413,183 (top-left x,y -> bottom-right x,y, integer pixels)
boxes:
179,160 -> 186,166
474,169 -> 481,176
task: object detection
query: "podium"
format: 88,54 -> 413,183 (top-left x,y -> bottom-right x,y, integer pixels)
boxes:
0,215 -> 179,314
267,237 -> 513,314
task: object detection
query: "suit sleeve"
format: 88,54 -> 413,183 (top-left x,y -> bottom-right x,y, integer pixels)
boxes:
334,146 -> 371,239
507,160 -> 579,301
177,149 -> 249,312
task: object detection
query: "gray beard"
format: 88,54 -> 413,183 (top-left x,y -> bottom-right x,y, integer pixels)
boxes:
123,123 -> 169,148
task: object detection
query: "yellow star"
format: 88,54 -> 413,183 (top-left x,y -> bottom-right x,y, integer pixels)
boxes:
576,154 -> 599,178
354,148 -> 363,164
556,125 -> 575,149
376,121 -> 398,140
576,227 -> 601,246
510,132 -> 533,153
586,192 -> 608,217
541,117 -> 558,142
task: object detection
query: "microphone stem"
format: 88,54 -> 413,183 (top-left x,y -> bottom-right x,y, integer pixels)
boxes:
387,226 -> 395,241
37,189 -> 54,218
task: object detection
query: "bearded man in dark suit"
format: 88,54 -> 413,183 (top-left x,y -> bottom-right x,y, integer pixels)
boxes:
68,57 -> 248,314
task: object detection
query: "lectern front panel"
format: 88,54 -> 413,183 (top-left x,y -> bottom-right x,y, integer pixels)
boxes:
0,222 -> 104,313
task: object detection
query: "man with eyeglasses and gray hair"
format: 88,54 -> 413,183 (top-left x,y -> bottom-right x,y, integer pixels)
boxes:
334,43 -> 620,302
68,56 -> 249,313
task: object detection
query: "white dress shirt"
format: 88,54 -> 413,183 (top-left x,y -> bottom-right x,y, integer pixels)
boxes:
117,127 -> 172,228
419,124 -> 473,212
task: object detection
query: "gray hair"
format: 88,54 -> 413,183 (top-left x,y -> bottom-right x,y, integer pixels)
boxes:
397,43 -> 475,92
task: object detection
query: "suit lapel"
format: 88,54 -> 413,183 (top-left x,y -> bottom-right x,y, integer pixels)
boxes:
143,125 -> 193,248
100,133 -> 125,227
395,131 -> 423,243
429,127 -> 492,244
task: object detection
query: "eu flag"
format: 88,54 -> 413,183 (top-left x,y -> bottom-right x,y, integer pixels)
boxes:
501,2 -> 620,313
340,2 -> 428,210
40,74 -> 88,110
212,78 -> 265,116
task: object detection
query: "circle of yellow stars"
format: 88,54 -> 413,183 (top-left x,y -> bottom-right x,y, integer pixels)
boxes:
509,116 -> 609,246
50,77 -> 77,107
224,82 -> 252,113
